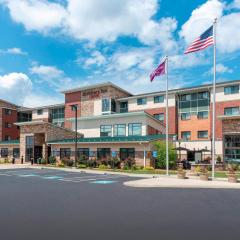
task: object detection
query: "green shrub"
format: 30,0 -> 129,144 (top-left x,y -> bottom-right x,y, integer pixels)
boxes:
49,156 -> 56,165
144,166 -> 154,171
77,164 -> 87,169
37,158 -> 42,164
41,158 -> 46,164
57,161 -> 65,167
87,159 -> 97,168
153,141 -> 177,169
99,164 -> 108,170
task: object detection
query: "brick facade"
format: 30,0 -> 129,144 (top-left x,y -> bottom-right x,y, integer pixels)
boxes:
145,107 -> 177,135
215,100 -> 240,140
0,100 -> 19,141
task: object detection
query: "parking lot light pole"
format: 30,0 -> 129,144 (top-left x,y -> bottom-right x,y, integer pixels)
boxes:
71,104 -> 78,168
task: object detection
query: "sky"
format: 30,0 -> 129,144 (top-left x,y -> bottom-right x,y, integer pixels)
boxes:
0,0 -> 240,107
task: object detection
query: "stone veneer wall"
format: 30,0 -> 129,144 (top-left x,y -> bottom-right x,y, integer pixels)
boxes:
19,123 -> 82,162
222,119 -> 240,134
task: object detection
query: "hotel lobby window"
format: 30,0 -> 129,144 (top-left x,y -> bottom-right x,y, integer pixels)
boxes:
60,148 -> 71,160
224,85 -> 239,95
100,125 -> 112,137
137,98 -> 147,105
120,148 -> 135,161
1,148 -> 8,157
113,124 -> 126,136
181,131 -> 191,140
77,148 -> 89,160
128,123 -> 142,136
224,107 -> 239,116
97,148 -> 111,160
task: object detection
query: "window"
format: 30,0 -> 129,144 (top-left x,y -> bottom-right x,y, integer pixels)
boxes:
102,98 -> 110,113
181,131 -> 191,140
198,131 -> 208,139
100,125 -> 112,137
137,98 -> 147,105
181,113 -> 190,120
25,136 -> 34,162
4,136 -> 11,141
97,148 -> 111,160
224,107 -> 239,116
1,148 -> 8,157
128,123 -> 142,136
18,112 -> 32,122
5,122 -> 12,128
198,111 -> 208,119
120,148 -> 135,161
77,148 -> 89,161
119,101 -> 128,113
224,85 -> 239,95
37,109 -> 43,115
51,107 -> 65,120
113,124 -> 126,136
198,91 -> 209,99
60,148 -> 71,160
154,113 -> 164,121
180,94 -> 191,101
154,95 -> 164,103
5,109 -> 12,115
13,148 -> 20,158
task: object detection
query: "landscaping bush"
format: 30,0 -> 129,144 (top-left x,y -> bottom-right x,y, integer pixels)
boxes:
144,166 -> 154,171
153,141 -> 177,169
56,161 -> 65,167
77,164 -> 87,169
87,159 -> 97,168
99,164 -> 108,170
41,158 -> 46,164
49,156 -> 56,165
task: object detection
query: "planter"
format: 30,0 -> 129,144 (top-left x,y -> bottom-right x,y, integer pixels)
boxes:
200,173 -> 209,181
228,174 -> 238,183
177,171 -> 186,179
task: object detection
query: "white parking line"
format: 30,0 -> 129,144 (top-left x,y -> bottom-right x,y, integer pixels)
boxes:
59,175 -> 125,183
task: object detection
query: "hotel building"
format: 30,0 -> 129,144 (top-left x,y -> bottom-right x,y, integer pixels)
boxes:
0,80 -> 240,166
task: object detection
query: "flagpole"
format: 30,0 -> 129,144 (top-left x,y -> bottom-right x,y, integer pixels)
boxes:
212,18 -> 217,180
166,56 -> 169,176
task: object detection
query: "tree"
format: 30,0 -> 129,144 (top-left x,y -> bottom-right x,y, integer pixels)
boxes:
153,141 -> 177,169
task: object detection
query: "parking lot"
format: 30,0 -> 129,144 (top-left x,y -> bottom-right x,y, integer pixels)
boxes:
1,168 -> 240,240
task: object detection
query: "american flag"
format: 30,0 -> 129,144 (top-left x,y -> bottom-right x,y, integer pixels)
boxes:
184,25 -> 214,54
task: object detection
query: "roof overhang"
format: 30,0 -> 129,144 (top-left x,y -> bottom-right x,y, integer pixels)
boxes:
218,115 -> 240,120
61,81 -> 132,96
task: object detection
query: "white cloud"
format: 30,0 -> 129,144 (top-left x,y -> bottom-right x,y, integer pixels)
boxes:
180,0 -> 224,44
228,0 -> 240,9
1,0 -> 177,49
206,63 -> 233,75
0,72 -> 32,105
1,0 -> 67,33
30,64 -> 72,89
82,51 -> 106,67
180,0 -> 240,54
0,47 -> 27,55
23,92 -> 63,107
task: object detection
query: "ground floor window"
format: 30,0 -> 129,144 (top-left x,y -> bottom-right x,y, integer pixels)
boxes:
60,148 -> 71,160
1,148 -> 8,157
25,136 -> 34,162
13,148 -> 20,158
97,148 -> 111,160
120,148 -> 135,161
77,148 -> 89,160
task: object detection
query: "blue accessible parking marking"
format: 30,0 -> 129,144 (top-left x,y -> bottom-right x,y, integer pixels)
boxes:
91,180 -> 117,184
42,176 -> 64,180
18,174 -> 39,177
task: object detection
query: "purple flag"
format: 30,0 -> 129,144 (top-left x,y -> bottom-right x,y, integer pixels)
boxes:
150,60 -> 166,82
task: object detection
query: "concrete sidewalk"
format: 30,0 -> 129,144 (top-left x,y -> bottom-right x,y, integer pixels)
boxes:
124,177 -> 240,189
0,164 -> 31,170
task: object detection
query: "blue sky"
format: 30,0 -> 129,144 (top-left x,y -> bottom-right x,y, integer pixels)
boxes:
0,0 -> 239,107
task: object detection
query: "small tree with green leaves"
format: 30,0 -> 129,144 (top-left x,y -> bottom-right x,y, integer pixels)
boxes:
153,141 -> 177,169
